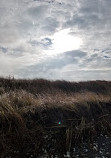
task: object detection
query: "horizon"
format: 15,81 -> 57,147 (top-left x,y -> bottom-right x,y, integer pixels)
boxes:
0,75 -> 111,83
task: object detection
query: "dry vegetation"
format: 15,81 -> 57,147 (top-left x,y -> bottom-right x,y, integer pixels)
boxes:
0,77 -> 111,157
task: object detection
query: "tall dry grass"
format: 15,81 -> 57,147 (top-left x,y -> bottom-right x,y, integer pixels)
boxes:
0,77 -> 111,157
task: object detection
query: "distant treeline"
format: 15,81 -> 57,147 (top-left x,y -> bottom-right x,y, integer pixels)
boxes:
0,77 -> 111,94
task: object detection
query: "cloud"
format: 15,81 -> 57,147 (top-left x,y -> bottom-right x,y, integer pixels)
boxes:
0,0 -> 111,80
14,49 -> 87,79
0,47 -> 7,53
64,50 -> 86,58
102,49 -> 111,58
64,0 -> 111,51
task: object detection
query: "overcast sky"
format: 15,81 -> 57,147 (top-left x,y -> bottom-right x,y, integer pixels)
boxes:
0,0 -> 111,81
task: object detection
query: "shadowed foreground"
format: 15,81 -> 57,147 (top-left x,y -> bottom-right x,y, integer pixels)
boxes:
0,78 -> 111,157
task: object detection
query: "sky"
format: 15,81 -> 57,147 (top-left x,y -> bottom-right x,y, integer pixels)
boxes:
0,0 -> 111,81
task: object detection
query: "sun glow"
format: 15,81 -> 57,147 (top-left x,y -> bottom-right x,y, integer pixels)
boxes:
50,29 -> 82,54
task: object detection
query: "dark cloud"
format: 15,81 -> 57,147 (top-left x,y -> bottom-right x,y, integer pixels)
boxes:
0,47 -> 7,53
64,50 -> 86,58
27,5 -> 48,20
65,0 -> 111,30
41,17 -> 60,33
29,37 -> 53,49
102,49 -> 111,56
15,49 -> 87,79
104,56 -> 111,59
41,37 -> 53,47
